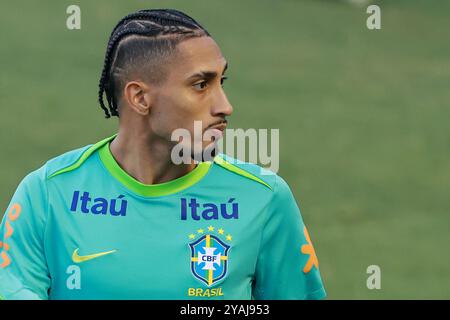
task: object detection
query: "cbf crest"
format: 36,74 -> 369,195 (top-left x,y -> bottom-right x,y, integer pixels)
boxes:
188,226 -> 232,287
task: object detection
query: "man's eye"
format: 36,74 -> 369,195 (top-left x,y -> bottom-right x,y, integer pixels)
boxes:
193,77 -> 228,91
221,76 -> 228,86
193,81 -> 208,90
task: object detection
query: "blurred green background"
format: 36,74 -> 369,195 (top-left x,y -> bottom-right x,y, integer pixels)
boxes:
1,0 -> 449,299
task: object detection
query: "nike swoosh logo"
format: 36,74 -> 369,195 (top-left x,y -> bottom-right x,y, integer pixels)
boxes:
72,248 -> 117,263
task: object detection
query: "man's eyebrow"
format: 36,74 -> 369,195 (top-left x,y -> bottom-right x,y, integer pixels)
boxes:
186,62 -> 228,81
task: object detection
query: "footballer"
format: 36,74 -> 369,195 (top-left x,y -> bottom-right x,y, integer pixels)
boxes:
0,9 -> 326,300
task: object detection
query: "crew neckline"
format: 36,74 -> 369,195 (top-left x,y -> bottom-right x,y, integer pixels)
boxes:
98,140 -> 212,197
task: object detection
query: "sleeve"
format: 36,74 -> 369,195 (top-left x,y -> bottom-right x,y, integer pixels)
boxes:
0,167 -> 51,300
252,175 -> 326,300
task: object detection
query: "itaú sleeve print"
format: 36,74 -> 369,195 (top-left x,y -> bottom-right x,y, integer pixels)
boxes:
0,134 -> 326,300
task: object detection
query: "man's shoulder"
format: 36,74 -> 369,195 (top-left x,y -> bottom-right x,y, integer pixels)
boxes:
213,153 -> 287,194
43,134 -> 117,180
44,144 -> 93,179
16,144 -> 93,190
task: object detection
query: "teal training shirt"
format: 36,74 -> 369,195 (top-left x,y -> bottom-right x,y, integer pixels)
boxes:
0,134 -> 326,300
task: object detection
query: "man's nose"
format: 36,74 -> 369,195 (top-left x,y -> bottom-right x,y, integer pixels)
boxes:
212,89 -> 233,116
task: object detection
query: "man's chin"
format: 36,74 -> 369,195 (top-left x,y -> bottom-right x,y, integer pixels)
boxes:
191,142 -> 220,162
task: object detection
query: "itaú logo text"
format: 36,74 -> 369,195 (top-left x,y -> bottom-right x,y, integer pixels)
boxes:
70,191 -> 127,216
181,198 -> 239,220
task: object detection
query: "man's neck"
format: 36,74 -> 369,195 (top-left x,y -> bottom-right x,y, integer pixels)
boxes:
109,131 -> 196,185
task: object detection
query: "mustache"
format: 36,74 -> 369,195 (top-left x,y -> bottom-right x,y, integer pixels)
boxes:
205,119 -> 228,131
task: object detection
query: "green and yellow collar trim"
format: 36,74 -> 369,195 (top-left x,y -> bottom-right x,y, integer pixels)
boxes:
98,136 -> 212,197
49,133 -> 272,197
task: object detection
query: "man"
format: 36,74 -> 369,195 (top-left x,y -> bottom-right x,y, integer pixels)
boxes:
0,9 -> 325,300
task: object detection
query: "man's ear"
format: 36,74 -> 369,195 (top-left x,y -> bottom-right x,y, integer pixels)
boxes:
123,81 -> 153,116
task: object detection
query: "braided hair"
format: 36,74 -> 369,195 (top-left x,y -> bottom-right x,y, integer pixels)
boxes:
98,9 -> 211,118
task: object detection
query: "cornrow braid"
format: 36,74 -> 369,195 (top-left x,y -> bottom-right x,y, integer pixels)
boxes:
98,9 -> 210,118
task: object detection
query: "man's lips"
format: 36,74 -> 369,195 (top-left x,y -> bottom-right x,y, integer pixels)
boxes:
205,120 -> 227,133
